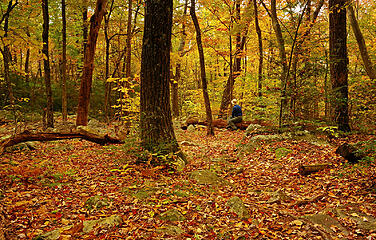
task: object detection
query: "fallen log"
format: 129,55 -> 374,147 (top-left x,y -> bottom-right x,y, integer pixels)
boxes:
0,129 -> 124,154
183,119 -> 252,130
299,163 -> 332,176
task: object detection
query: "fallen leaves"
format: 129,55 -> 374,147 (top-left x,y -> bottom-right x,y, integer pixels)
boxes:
0,130 -> 375,239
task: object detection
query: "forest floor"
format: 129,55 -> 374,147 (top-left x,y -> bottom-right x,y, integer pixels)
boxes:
0,120 -> 376,239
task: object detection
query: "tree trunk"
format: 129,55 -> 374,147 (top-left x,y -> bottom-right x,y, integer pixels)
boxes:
171,0 -> 188,118
76,0 -> 107,126
218,0 -> 251,118
348,3 -> 376,79
269,0 -> 288,128
103,0 -> 114,122
61,0 -> 67,122
329,0 -> 350,132
1,0 -> 18,106
42,0 -> 54,128
140,0 -> 180,154
190,0 -> 214,136
82,0 -> 88,61
125,0 -> 132,78
253,0 -> 263,98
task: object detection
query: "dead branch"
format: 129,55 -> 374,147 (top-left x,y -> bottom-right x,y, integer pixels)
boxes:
0,129 -> 124,154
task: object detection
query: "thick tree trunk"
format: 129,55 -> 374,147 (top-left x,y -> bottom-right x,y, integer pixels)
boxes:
329,0 -> 350,132
140,0 -> 180,154
76,0 -> 107,126
348,3 -> 376,79
0,130 -> 124,154
42,0 -> 54,128
190,0 -> 214,136
61,0 -> 67,122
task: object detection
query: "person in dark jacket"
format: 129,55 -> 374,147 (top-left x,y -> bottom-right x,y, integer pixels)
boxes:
227,99 -> 242,130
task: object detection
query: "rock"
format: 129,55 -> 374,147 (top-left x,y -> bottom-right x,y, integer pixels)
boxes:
156,225 -> 184,236
303,213 -> 349,236
186,125 -> 196,132
245,124 -> 263,135
32,225 -> 72,240
175,156 -> 186,171
227,196 -> 250,220
83,215 -> 122,233
275,147 -> 292,159
267,189 -> 289,204
6,141 -> 38,152
158,209 -> 186,221
250,134 -> 284,142
87,119 -> 104,128
85,196 -> 109,210
189,170 -> 225,185
180,141 -> 198,147
336,143 -> 365,163
334,207 -> 376,231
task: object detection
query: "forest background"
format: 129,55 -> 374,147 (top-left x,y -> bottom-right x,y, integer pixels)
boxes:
0,0 -> 375,134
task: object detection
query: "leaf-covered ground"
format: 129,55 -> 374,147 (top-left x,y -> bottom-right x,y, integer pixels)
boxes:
1,125 -> 376,239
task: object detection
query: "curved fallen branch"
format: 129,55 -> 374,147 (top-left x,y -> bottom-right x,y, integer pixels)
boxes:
0,129 -> 124,154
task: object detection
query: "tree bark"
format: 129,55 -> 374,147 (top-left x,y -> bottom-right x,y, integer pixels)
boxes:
125,0 -> 132,78
0,130 -> 124,154
299,163 -> 332,176
270,0 -> 288,128
348,3 -> 376,79
42,0 -> 54,128
103,0 -> 114,122
172,0 -> 188,118
253,0 -> 263,97
218,0 -> 251,118
61,0 -> 67,122
190,0 -> 214,136
329,0 -> 350,132
140,0 -> 180,154
1,0 -> 18,106
76,0 -> 107,126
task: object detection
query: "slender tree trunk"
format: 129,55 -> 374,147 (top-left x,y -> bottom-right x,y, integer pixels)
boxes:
218,0 -> 249,119
329,0 -> 350,132
42,0 -> 54,128
125,0 -> 132,78
348,3 -> 376,79
76,0 -> 107,126
253,0 -> 263,98
61,0 -> 67,122
1,0 -> 18,106
172,0 -> 188,118
269,0 -> 288,128
140,0 -> 181,155
82,0 -> 88,61
103,0 -> 114,122
190,0 -> 214,136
